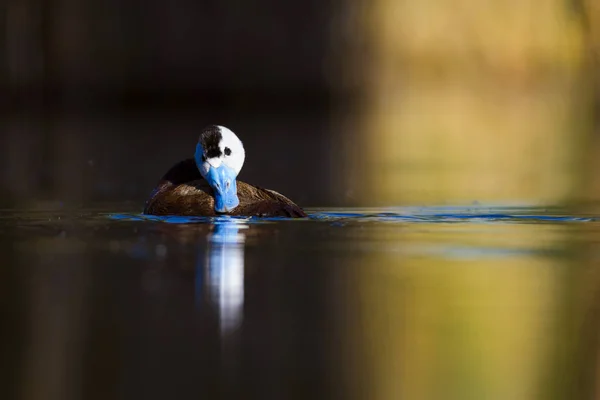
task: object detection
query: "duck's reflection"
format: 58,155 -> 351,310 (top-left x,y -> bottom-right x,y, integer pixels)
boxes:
198,219 -> 248,334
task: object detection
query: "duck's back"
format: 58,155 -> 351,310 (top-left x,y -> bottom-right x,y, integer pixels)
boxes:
143,159 -> 307,218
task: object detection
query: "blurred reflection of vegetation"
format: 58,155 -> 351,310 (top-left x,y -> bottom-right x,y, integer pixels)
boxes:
338,221 -> 600,400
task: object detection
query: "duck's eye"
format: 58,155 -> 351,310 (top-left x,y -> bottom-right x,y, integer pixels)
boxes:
224,147 -> 231,156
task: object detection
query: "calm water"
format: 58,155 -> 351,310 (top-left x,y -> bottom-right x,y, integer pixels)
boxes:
2,205 -> 600,400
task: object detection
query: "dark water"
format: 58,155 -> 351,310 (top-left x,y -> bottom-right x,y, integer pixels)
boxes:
2,205 -> 600,400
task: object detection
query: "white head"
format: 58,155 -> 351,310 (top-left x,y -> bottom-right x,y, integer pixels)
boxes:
194,125 -> 246,213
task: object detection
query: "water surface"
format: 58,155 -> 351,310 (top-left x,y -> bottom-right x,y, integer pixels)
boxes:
1,205 -> 600,400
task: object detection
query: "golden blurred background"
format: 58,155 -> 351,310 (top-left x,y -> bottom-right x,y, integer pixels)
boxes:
331,0 -> 600,208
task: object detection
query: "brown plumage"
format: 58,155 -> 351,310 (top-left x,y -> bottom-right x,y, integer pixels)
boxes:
143,159 -> 307,218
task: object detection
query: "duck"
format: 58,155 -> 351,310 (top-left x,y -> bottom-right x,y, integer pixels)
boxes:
143,125 -> 307,218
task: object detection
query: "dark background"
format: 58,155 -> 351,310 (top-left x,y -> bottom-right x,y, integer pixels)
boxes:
0,0 -> 352,209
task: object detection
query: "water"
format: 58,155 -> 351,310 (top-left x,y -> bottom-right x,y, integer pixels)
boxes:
1,205 -> 600,400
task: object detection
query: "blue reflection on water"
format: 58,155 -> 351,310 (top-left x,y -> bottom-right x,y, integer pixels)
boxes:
108,207 -> 597,225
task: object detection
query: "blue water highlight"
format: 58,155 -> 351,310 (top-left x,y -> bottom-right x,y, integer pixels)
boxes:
107,207 -> 598,225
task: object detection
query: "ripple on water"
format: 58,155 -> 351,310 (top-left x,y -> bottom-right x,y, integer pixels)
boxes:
107,207 -> 598,225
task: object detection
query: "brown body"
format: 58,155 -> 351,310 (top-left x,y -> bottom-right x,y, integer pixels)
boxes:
143,159 -> 307,218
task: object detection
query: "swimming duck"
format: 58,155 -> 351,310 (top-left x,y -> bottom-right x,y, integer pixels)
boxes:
143,125 -> 307,218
